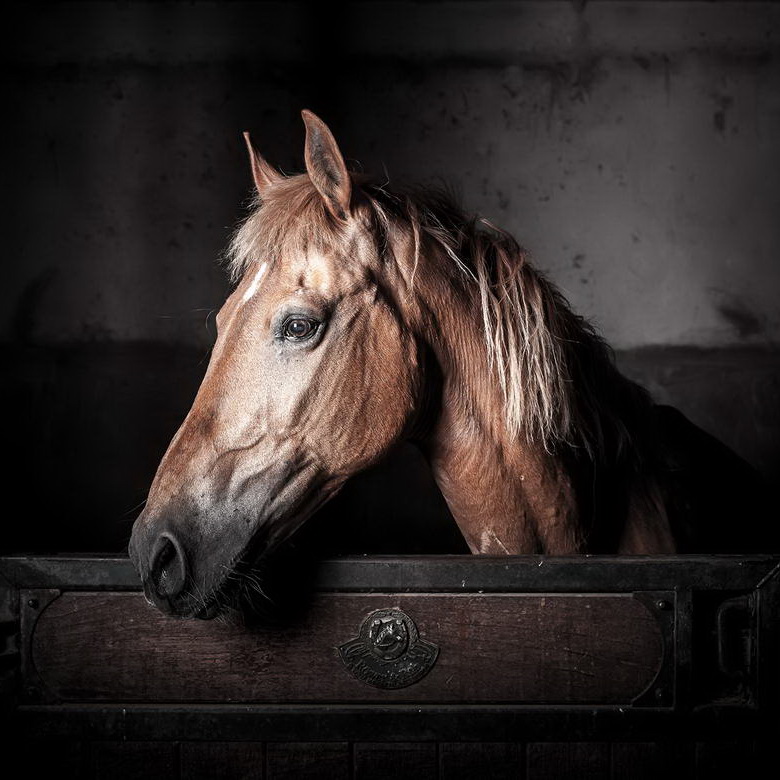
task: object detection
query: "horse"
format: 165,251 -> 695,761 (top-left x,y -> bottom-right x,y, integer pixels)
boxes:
129,110 -> 773,618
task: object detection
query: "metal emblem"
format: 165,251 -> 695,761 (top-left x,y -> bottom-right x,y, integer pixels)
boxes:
339,608 -> 439,689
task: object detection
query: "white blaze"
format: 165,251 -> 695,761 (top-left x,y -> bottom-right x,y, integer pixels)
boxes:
242,261 -> 268,303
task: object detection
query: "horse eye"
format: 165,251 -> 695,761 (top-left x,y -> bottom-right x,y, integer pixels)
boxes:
282,316 -> 318,341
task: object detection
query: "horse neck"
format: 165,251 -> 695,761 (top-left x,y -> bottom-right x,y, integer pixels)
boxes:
425,406 -> 583,555
407,256 -> 584,555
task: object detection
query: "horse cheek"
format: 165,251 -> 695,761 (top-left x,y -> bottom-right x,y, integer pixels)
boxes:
361,331 -> 418,459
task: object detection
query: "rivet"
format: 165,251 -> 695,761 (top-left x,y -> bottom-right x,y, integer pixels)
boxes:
27,598 -> 39,610
655,599 -> 670,611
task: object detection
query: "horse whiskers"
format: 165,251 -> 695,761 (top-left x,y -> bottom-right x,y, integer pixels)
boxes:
238,568 -> 274,603
235,572 -> 275,610
216,562 -> 275,616
188,578 -> 211,614
182,585 -> 205,616
121,498 -> 147,518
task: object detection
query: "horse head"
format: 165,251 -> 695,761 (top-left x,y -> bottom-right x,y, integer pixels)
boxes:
129,111 -> 425,617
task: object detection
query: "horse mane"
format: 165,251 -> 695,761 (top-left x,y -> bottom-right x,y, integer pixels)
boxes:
226,174 -> 655,466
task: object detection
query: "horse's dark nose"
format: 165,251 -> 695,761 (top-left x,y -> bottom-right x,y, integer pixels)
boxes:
148,532 -> 188,606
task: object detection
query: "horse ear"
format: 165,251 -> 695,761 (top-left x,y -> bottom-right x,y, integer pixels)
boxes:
301,109 -> 352,220
242,131 -> 282,196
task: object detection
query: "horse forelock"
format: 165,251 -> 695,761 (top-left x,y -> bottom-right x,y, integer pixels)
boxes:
224,171 -> 648,462
225,174 -> 350,283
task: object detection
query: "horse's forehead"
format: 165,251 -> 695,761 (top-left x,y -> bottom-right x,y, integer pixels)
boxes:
266,248 -> 363,298
229,247 -> 370,318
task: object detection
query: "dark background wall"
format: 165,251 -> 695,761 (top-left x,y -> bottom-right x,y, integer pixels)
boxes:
3,1 -> 779,554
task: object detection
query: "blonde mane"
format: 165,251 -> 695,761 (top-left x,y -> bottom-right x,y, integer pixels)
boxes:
226,175 -> 652,462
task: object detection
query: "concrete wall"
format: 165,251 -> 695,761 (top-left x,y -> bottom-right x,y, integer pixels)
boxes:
6,1 -> 780,349
3,2 -> 779,552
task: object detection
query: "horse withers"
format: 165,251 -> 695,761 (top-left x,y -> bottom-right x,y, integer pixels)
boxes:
129,110 -> 773,618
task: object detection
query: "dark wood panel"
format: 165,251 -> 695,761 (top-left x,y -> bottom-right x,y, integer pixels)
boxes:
527,743 -> 610,780
181,741 -> 264,780
354,742 -> 437,780
439,742 -> 524,780
695,741 -> 767,779
90,741 -> 178,780
31,592 -> 662,704
265,742 -> 349,780
14,739 -> 779,780
13,738 -> 85,778
611,742 -> 694,779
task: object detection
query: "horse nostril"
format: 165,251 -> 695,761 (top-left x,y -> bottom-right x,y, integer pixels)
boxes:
150,533 -> 187,601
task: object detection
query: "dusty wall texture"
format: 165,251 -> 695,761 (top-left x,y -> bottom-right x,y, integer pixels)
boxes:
2,1 -> 779,552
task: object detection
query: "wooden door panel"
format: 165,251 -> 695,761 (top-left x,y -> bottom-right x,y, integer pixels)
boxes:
30,591 -> 662,704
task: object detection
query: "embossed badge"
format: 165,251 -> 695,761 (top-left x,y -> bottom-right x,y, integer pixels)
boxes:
339,608 -> 439,689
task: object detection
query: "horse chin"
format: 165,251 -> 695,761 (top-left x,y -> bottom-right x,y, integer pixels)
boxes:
186,521 -> 288,621
186,480 -> 346,621
185,563 -> 265,622
189,548 -> 272,621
